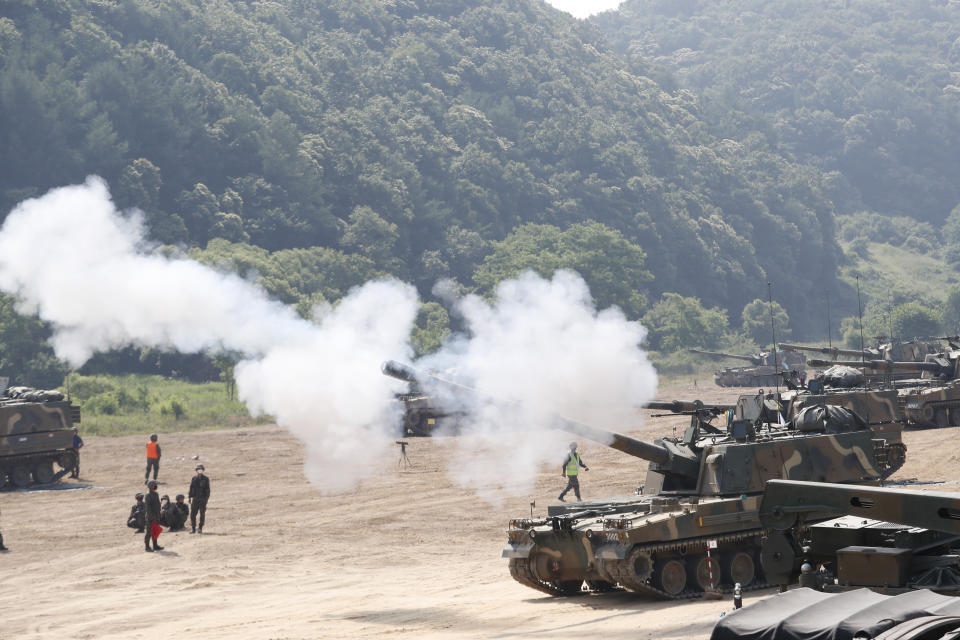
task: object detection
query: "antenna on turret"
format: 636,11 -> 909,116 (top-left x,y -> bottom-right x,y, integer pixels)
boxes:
767,282 -> 780,395
826,291 -> 833,350
856,275 -> 871,424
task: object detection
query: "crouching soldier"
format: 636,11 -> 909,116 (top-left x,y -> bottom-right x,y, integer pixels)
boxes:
127,492 -> 146,533
169,494 -> 189,531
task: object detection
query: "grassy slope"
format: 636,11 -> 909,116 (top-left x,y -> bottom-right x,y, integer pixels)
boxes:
838,242 -> 959,305
64,374 -> 259,436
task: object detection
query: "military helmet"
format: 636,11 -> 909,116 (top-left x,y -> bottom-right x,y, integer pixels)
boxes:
149,433 -> 158,441
195,464 -> 205,471
175,494 -> 184,500
569,441 -> 578,449
135,492 -> 144,499
147,479 -> 158,488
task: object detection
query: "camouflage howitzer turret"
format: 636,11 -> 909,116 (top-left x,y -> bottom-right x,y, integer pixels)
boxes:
808,355 -> 960,428
0,386 -> 81,489
688,349 -> 806,387
381,361 -> 901,599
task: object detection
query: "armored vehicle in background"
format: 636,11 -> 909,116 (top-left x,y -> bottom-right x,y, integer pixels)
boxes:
808,354 -> 960,428
0,386 -> 81,489
688,349 -> 806,387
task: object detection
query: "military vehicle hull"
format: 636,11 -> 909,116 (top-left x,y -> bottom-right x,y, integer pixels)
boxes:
504,426 -> 892,599
899,383 -> 960,428
0,391 -> 81,489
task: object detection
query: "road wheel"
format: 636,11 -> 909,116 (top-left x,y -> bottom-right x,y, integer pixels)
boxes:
58,450 -> 77,471
33,462 -> 55,484
653,558 -> 687,596
689,555 -> 715,591
727,551 -> 757,587
11,466 -> 32,488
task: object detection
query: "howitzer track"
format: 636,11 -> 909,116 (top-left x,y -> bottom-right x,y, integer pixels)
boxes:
602,530 -> 771,600
509,530 -> 775,599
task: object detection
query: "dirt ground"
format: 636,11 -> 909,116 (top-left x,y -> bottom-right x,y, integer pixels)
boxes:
3,380 -> 959,639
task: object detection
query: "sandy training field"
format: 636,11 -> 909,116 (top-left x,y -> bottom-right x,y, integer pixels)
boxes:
3,382 -> 959,639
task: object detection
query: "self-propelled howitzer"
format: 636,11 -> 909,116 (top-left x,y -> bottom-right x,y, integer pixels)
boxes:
380,361 -> 900,599
688,349 -> 806,387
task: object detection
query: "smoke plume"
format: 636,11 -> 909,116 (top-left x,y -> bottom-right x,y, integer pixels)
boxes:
419,271 -> 657,501
0,178 -> 658,498
0,177 -> 418,493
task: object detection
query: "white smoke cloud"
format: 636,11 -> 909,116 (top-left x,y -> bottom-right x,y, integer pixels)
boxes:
0,178 -> 659,499
418,271 -> 658,502
0,177 -> 418,493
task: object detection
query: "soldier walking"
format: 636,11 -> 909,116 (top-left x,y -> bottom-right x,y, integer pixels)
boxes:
558,441 -> 589,502
189,464 -> 210,534
70,426 -> 84,479
145,433 -> 161,483
144,479 -> 164,552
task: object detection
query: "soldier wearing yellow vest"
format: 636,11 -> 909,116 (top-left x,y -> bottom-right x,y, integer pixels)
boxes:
145,433 -> 161,483
558,441 -> 589,502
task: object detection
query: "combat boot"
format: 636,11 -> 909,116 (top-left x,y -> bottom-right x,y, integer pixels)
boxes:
145,544 -> 153,552
197,526 -> 202,534
152,541 -> 163,551
190,527 -> 196,534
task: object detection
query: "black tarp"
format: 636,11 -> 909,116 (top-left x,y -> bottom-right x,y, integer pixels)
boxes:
711,588 -> 960,640
816,365 -> 866,389
792,404 -> 867,433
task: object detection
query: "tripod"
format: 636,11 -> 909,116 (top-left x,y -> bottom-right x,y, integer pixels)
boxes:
396,440 -> 412,469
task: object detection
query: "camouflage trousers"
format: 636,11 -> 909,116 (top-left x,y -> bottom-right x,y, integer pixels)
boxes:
559,475 -> 581,501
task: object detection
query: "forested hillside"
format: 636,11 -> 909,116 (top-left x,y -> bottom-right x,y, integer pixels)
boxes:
0,0 -> 843,347
594,0 -> 960,224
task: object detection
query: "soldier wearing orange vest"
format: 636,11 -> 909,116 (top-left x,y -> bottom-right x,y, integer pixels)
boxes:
145,433 -> 161,483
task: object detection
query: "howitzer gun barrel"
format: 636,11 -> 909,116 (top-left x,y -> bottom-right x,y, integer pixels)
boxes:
780,343 -> 873,358
687,349 -> 760,364
643,400 -> 734,413
760,480 -> 960,534
807,358 -> 942,373
381,360 -> 671,466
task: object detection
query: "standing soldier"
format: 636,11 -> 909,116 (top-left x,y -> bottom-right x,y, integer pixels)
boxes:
558,441 -> 589,502
70,426 -> 84,479
189,464 -> 210,534
0,504 -> 7,551
144,479 -> 164,552
145,433 -> 161,484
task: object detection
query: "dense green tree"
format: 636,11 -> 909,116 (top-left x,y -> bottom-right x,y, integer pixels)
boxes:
641,293 -> 729,352
0,294 -> 69,388
741,299 -> 791,347
889,302 -> 941,340
473,221 -> 652,318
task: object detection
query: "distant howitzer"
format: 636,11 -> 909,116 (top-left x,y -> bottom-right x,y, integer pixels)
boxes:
688,349 -> 764,365
383,360 -> 691,475
688,349 -> 806,388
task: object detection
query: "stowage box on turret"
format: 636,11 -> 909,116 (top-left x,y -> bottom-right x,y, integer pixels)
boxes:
0,386 -> 81,489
